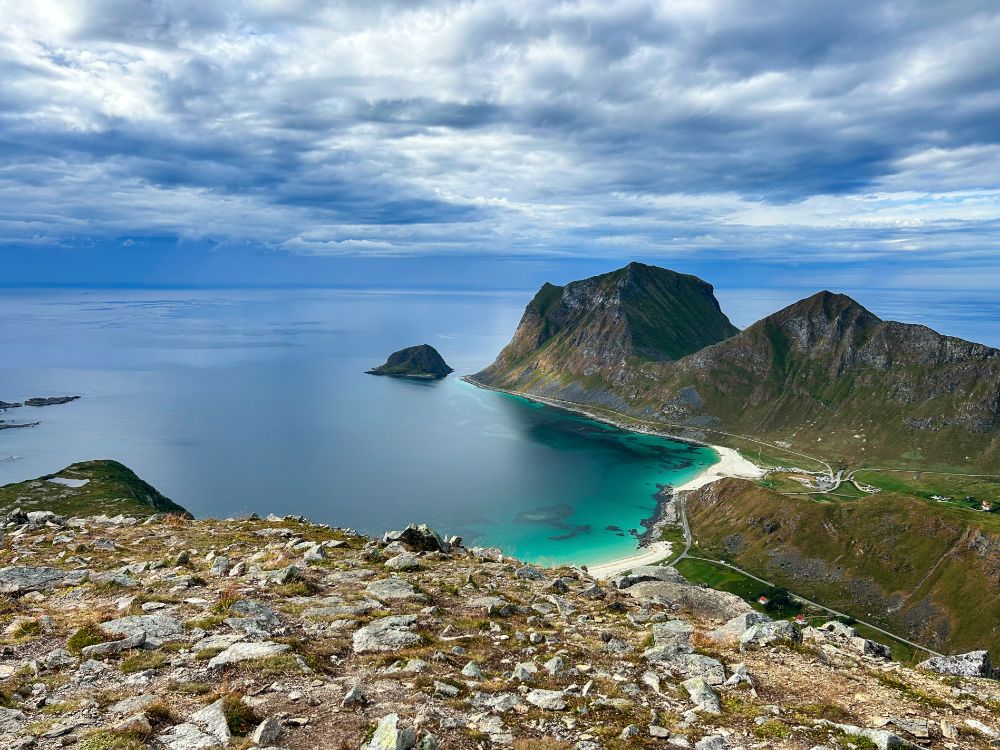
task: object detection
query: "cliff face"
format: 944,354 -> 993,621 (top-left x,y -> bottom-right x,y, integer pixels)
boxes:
476,267 -> 1000,468
474,262 -> 739,395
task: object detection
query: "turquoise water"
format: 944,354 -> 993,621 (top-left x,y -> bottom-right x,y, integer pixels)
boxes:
0,287 -> 718,566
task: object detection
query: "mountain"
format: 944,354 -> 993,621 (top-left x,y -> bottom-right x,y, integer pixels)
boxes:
685,478 -> 1000,659
473,262 -> 739,395
366,344 -> 454,379
475,265 -> 1000,468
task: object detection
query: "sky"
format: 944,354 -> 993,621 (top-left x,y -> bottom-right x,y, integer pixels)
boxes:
1,0 -> 999,291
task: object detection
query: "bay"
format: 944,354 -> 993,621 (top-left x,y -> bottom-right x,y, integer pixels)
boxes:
0,287 -> 715,566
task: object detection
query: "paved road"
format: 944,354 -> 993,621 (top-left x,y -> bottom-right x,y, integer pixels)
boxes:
666,493 -> 943,658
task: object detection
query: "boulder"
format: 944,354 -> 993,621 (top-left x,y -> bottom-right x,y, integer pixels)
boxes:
740,620 -> 801,649
207,640 -> 290,668
353,615 -> 421,654
396,523 -> 449,552
385,552 -> 420,571
251,718 -> 283,746
918,650 -> 996,679
365,713 -> 417,750
526,689 -> 567,710
158,723 -> 220,750
681,676 -> 721,714
190,698 -> 231,745
707,612 -> 772,644
100,614 -> 184,648
81,630 -> 145,658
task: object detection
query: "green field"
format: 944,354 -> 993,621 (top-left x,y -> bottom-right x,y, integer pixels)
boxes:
674,558 -> 924,663
674,558 -> 801,619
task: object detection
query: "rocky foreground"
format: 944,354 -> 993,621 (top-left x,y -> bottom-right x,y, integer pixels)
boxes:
1,510 -> 998,750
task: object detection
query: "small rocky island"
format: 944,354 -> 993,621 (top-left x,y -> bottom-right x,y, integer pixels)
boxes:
366,344 -> 454,379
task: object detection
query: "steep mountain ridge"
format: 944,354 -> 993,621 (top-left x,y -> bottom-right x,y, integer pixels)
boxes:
474,262 -> 739,392
475,265 -> 1000,468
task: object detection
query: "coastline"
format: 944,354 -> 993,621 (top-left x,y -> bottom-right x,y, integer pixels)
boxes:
460,375 -> 766,577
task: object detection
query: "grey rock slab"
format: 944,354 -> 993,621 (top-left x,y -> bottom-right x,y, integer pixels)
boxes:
626,578 -> 751,622
681,676 -> 721,714
207,640 -> 290,668
384,552 -> 420,571
159,722 -> 220,750
81,630 -> 145,658
707,612 -> 772,644
0,566 -> 85,594
251,717 -> 284,745
695,736 -> 725,750
526,689 -> 568,710
817,721 -> 916,750
100,614 -> 184,648
366,577 -> 425,602
229,599 -> 279,628
740,620 -> 801,649
365,713 -> 417,750
918,650 -> 996,679
461,661 -> 483,679
190,698 -> 231,745
352,615 -> 421,654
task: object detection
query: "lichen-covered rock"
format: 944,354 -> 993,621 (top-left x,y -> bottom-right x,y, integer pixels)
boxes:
918,650 -> 996,679
99,614 -> 184,648
353,615 -> 421,654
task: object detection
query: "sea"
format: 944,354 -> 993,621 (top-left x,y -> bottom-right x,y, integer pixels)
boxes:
2,285 -> 998,566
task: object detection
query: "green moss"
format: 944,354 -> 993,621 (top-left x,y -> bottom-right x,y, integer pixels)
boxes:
66,623 -> 113,655
752,720 -> 790,739
120,650 -> 167,673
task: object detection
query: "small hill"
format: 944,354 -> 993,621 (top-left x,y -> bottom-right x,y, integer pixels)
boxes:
0,459 -> 190,518
366,344 -> 454,379
685,478 -> 1000,659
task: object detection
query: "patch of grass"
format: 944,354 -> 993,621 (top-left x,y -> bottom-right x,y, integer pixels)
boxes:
274,579 -> 320,597
513,740 -> 574,750
674,558 -> 801,618
40,699 -> 84,714
78,729 -> 146,750
9,619 -> 43,639
872,671 -> 950,709
120,650 -> 168,673
194,647 -> 225,661
753,720 -> 790,739
66,623 -> 113,655
167,681 -> 214,696
221,694 -> 260,736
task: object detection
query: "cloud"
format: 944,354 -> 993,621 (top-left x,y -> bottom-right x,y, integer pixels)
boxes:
0,0 -> 998,270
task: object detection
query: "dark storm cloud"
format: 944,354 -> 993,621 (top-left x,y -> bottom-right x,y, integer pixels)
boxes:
0,0 -> 998,263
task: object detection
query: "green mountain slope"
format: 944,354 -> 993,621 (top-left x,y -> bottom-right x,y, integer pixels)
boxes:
474,265 -> 1000,469
0,459 -> 190,518
685,478 -> 1000,658
473,262 -> 739,396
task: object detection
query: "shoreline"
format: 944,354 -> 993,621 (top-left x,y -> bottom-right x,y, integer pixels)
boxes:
460,375 -> 765,577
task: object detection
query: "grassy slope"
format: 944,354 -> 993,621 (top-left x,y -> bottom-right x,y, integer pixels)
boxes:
684,478 -> 1000,659
0,460 -> 190,518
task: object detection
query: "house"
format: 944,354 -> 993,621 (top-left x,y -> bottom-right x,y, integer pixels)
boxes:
758,595 -> 769,605
795,614 -> 807,624
982,501 -> 993,512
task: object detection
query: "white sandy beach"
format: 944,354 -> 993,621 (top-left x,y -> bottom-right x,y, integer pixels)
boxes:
586,446 -> 765,579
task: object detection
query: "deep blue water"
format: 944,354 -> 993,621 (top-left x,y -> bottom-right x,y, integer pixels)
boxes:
2,285 -> 997,565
